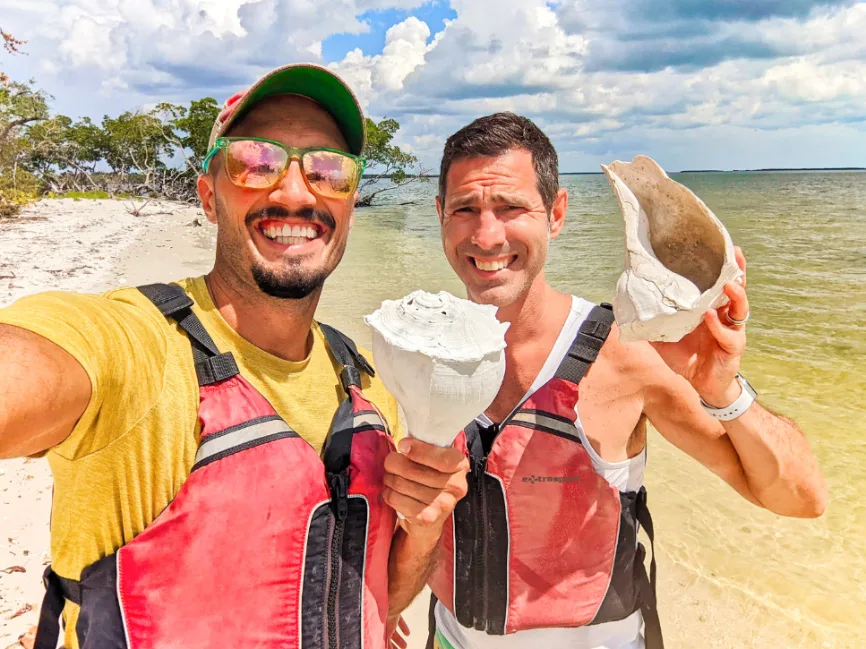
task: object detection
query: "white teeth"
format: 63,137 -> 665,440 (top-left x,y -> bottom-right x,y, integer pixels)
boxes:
274,236 -> 311,246
475,258 -> 510,272
262,223 -> 320,241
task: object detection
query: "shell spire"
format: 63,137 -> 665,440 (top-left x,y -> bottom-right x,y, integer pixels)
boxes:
365,290 -> 508,362
365,291 -> 509,447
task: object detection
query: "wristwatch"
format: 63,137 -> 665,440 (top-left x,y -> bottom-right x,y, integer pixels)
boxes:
700,374 -> 758,421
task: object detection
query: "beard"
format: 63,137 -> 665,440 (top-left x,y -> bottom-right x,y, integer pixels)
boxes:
247,205 -> 337,300
250,259 -> 327,300
215,197 -> 343,301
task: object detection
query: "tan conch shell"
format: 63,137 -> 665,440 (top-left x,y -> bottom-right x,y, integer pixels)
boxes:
364,291 -> 509,447
601,155 -> 742,343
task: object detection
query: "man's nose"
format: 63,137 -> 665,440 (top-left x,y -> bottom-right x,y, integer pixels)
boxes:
268,159 -> 317,209
471,208 -> 507,251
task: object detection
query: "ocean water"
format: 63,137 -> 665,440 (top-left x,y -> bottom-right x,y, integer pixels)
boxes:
317,171 -> 866,648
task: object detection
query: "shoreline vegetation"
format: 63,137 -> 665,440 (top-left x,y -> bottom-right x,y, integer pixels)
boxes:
1,29 -> 427,217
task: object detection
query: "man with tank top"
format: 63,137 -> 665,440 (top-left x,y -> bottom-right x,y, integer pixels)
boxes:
410,112 -> 828,649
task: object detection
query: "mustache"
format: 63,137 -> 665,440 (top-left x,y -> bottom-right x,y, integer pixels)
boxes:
246,206 -> 336,231
458,243 -> 514,258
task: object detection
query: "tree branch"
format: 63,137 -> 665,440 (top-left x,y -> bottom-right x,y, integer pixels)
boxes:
0,116 -> 44,142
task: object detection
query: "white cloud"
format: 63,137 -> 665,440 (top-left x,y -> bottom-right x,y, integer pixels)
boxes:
762,59 -> 866,103
2,0 -> 865,169
337,0 -> 866,162
0,0 -> 432,96
330,16 -> 433,106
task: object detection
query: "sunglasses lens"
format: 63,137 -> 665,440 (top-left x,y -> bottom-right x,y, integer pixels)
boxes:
225,140 -> 288,189
303,150 -> 359,198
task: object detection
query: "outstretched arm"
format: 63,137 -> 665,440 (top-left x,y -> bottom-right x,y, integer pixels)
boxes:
642,363 -> 826,517
643,247 -> 827,518
0,324 -> 90,458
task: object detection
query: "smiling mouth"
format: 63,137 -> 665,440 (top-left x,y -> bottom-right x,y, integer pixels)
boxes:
471,256 -> 515,272
256,219 -> 324,247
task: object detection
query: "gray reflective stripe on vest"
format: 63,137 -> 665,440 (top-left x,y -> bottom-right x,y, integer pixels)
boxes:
195,417 -> 296,466
331,412 -> 387,438
353,412 -> 385,428
509,411 -> 579,439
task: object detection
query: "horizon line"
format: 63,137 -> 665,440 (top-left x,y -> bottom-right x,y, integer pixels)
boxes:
366,167 -> 866,178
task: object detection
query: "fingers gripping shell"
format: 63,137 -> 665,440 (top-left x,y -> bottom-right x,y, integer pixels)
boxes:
601,155 -> 742,343
364,291 -> 509,447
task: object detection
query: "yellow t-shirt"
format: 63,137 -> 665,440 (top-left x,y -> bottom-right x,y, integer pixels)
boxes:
0,276 -> 401,648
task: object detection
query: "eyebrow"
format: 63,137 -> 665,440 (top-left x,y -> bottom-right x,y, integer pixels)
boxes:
447,192 -> 535,210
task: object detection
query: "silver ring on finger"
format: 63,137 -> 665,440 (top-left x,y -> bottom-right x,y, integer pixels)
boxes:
725,310 -> 750,327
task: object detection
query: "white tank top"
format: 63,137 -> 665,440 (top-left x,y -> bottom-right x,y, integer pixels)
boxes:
435,296 -> 647,649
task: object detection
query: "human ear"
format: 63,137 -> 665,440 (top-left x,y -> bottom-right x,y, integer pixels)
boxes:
548,188 -> 568,240
435,195 -> 445,226
197,174 -> 219,225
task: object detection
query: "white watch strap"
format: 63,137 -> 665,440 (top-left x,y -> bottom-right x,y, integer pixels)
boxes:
701,375 -> 756,421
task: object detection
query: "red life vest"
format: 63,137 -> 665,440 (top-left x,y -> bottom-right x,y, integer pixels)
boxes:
34,283 -> 397,649
428,304 -> 663,648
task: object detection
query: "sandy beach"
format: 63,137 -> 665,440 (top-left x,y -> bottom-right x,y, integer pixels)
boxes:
0,198 -> 848,649
0,198 -> 212,647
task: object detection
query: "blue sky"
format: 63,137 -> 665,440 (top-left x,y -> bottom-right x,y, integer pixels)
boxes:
1,0 -> 865,172
321,3 -> 456,60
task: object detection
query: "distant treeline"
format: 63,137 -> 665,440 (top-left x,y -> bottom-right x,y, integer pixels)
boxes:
680,167 -> 866,173
1,30 -> 425,216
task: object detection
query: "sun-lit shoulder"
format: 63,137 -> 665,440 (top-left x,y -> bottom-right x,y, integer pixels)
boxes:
596,322 -> 679,393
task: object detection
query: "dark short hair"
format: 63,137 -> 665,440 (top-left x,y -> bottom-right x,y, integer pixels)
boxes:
439,112 -> 559,212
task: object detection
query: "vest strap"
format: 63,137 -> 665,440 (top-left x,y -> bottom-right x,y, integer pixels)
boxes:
34,567 -> 81,649
194,353 -> 240,385
426,593 -> 439,649
554,303 -> 615,384
138,283 -> 240,386
318,324 -> 378,492
635,487 -> 664,649
319,322 -> 375,387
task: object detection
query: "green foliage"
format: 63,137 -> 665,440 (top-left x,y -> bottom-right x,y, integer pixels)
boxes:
357,117 -> 426,207
0,73 -> 221,203
0,81 -> 50,138
0,76 -> 49,216
170,97 -> 220,164
0,48 -> 415,212
0,167 -> 39,217
99,110 -> 175,175
56,190 -> 113,199
364,117 -> 418,172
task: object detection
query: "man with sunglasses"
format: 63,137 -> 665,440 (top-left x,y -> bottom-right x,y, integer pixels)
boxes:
0,65 -> 468,649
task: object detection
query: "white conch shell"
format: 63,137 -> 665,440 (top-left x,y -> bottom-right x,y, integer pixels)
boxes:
601,155 -> 742,343
365,291 -> 509,447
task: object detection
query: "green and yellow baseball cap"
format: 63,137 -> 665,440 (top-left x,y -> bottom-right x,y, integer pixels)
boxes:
208,63 -> 366,155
